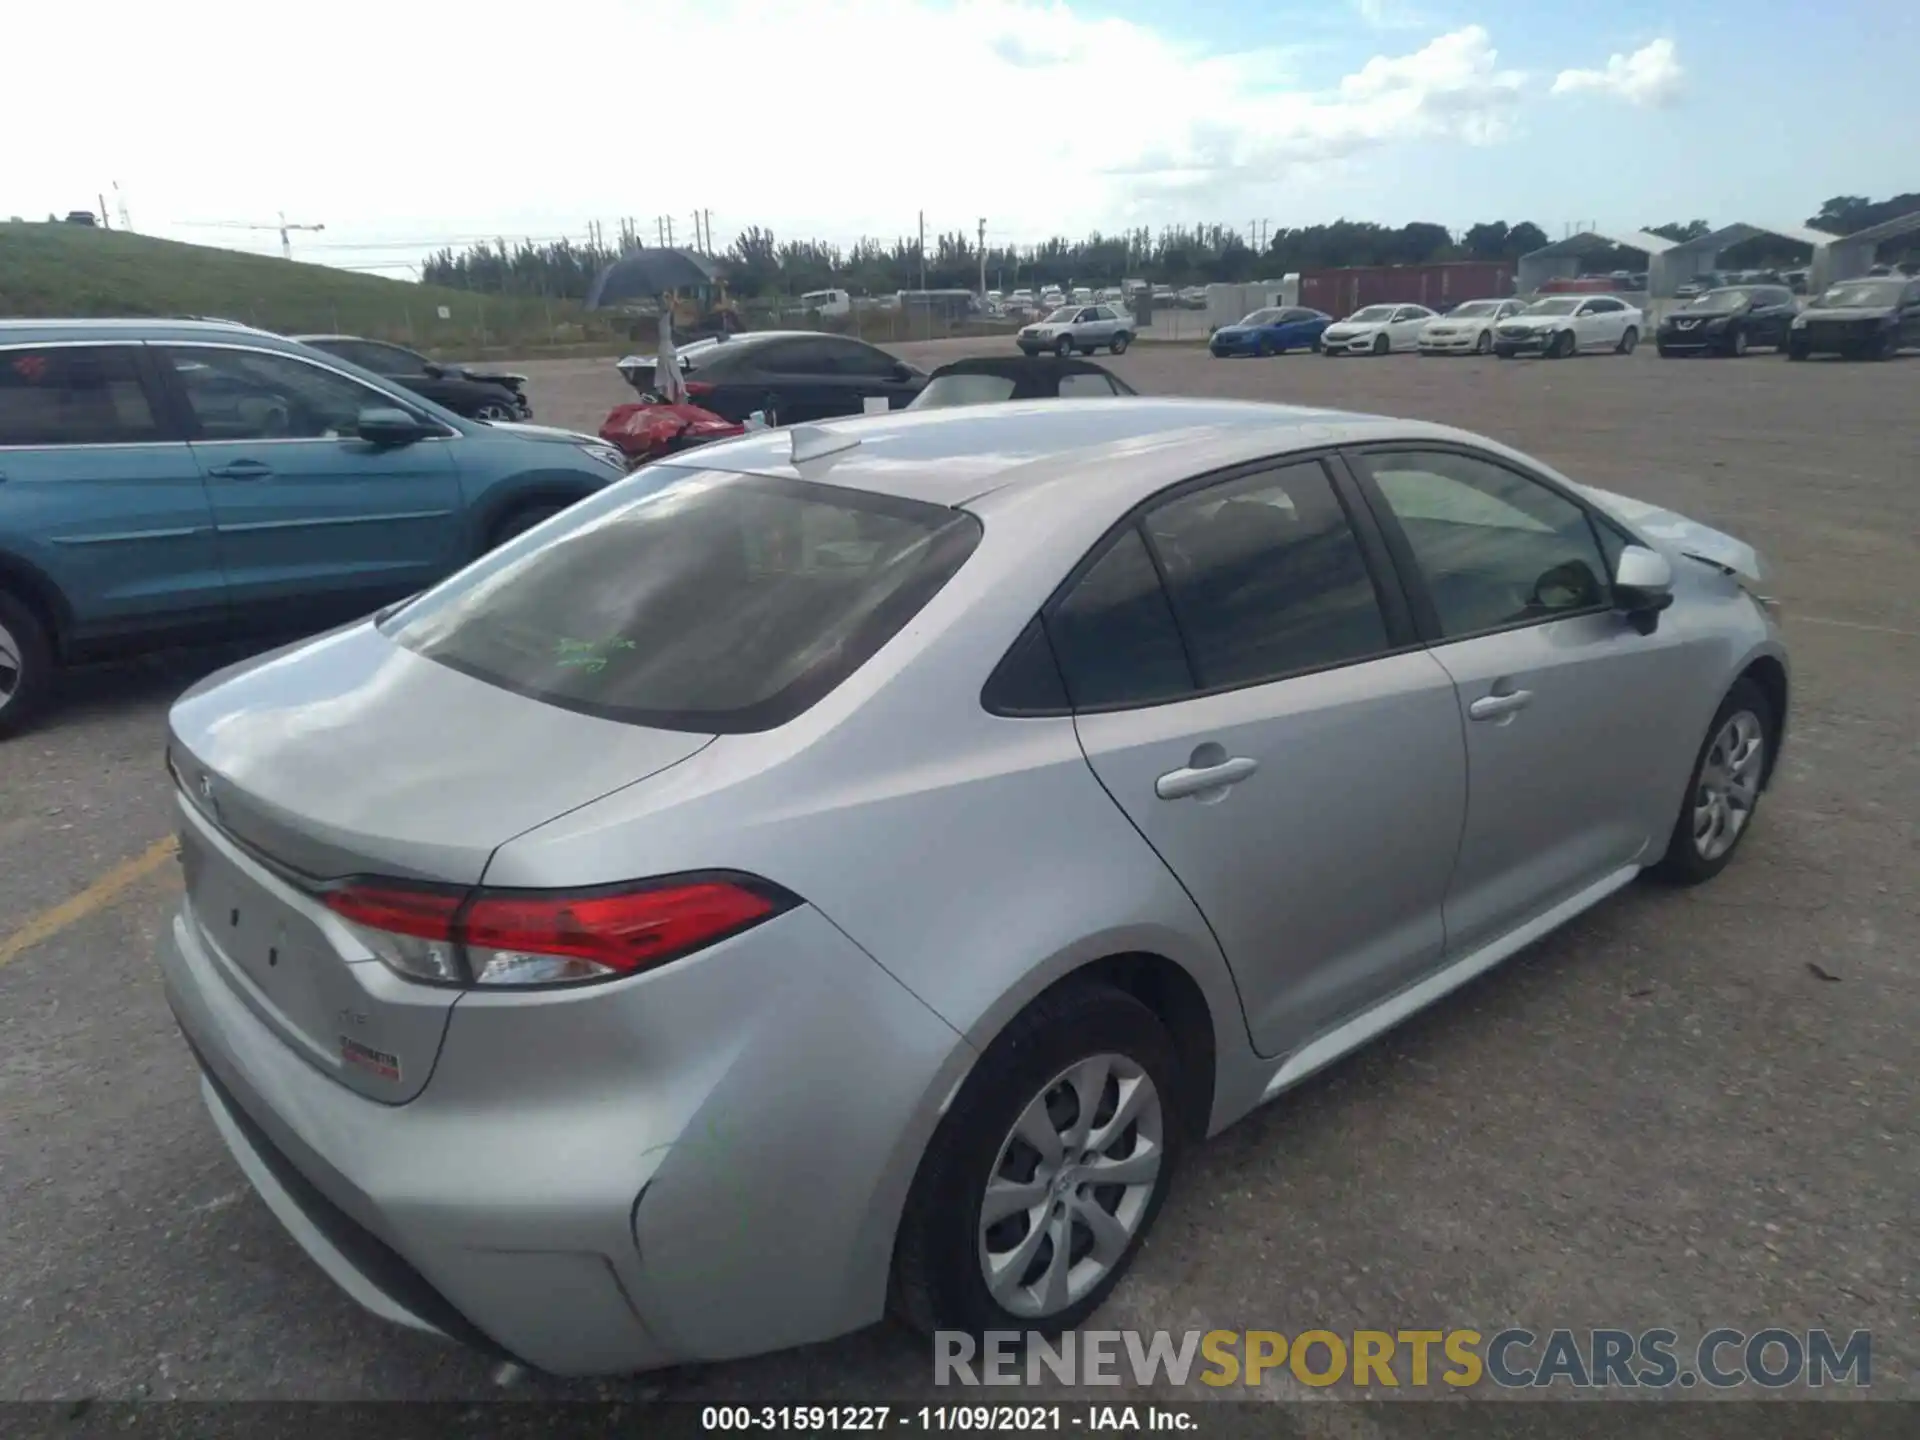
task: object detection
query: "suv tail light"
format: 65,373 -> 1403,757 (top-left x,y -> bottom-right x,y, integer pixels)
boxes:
683,380 -> 715,397
322,873 -> 796,988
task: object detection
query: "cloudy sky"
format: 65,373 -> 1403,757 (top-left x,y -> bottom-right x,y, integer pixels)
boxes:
6,0 -> 1912,273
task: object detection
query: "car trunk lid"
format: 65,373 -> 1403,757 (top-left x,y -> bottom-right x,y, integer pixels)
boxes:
167,621 -> 713,1101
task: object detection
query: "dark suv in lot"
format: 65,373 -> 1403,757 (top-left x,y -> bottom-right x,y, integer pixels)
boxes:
0,320 -> 629,736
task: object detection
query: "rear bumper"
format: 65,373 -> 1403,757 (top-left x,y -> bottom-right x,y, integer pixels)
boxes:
161,895 -> 972,1376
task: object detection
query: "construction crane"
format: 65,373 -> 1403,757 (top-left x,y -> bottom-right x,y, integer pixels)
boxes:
177,210 -> 326,259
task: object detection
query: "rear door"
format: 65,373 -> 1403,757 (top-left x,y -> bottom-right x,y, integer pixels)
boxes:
157,343 -> 463,628
0,341 -> 226,635
1346,445 -> 1705,955
1062,456 -> 1467,1057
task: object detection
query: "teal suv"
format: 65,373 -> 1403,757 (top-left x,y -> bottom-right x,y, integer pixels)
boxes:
0,320 -> 629,736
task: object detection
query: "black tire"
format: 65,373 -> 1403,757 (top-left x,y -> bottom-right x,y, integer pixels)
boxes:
1321,344 -> 1338,357
1055,335 -> 1076,358
1648,678 -> 1775,886
1493,346 -> 1514,359
0,589 -> 56,741
1549,329 -> 1575,359
1617,326 -> 1639,355
1474,330 -> 1492,355
890,982 -> 1186,1340
1787,342 -> 1809,361
1874,330 -> 1900,361
1110,332 -> 1130,355
1728,327 -> 1749,358
1371,333 -> 1389,356
487,502 -> 567,551
1310,334 -> 1323,352
1253,337 -> 1270,358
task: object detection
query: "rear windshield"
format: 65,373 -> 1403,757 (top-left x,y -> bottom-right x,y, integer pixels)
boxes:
912,373 -> 1018,408
383,466 -> 981,732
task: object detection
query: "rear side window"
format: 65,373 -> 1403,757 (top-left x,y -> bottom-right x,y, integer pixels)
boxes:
384,467 -> 981,733
1143,462 -> 1392,688
0,346 -> 163,446
1045,528 -> 1192,709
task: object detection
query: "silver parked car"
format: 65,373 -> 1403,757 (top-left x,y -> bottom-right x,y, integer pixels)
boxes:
161,399 -> 1788,1376
1017,303 -> 1134,357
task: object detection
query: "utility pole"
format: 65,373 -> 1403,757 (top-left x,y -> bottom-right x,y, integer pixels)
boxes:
704,210 -> 712,253
112,182 -> 131,232
656,216 -> 666,246
978,217 -> 987,297
665,214 -> 675,246
918,210 -> 926,291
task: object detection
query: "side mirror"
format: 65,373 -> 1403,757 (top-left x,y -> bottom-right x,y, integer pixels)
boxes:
356,406 -> 428,445
1613,544 -> 1675,634
421,362 -> 446,379
891,362 -> 915,382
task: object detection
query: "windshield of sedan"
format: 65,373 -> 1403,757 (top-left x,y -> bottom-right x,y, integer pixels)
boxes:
384,467 -> 982,732
1447,300 -> 1501,318
1348,306 -> 1396,322
1523,298 -> 1581,316
1816,280 -> 1902,308
1044,306 -> 1080,323
1240,308 -> 1284,326
1685,289 -> 1751,310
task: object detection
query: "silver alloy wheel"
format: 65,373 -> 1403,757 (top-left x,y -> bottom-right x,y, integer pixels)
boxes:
474,401 -> 517,421
977,1052 -> 1165,1319
0,616 -> 19,712
1693,710 -> 1765,860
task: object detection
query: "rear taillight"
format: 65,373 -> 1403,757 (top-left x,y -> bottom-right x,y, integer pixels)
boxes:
321,873 -> 794,988
683,379 -> 715,396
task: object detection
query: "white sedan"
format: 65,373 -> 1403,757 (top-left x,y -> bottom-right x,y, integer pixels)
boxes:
1320,304 -> 1436,356
1493,295 -> 1644,359
1417,298 -> 1528,356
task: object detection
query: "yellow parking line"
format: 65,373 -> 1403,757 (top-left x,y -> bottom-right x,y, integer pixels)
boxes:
0,836 -> 179,971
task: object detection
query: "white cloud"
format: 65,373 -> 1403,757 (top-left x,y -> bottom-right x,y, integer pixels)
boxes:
4,1 -> 1532,258
1348,0 -> 1434,30
1552,38 -> 1685,108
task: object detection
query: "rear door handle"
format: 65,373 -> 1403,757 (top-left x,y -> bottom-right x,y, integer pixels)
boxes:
1468,689 -> 1534,721
1155,756 -> 1258,800
206,460 -> 274,480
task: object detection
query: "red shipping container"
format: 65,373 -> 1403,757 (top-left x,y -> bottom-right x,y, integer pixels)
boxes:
1300,261 -> 1516,316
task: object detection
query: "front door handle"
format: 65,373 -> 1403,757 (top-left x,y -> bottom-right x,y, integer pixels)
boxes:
1156,756 -> 1258,800
1468,689 -> 1534,721
206,459 -> 274,481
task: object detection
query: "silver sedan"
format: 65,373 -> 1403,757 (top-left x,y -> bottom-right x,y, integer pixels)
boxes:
160,399 -> 1788,1375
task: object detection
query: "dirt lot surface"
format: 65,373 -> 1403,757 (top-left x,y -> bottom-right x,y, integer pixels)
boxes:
2,338 -> 1913,1413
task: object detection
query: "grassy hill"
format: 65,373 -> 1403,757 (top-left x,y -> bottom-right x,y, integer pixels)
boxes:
0,222 -> 617,356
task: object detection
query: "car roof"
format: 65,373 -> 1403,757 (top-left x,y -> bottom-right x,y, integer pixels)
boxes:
927,355 -> 1118,380
0,317 -> 284,344
673,397 -> 1482,510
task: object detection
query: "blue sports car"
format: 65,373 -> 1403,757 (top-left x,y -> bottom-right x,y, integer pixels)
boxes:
1208,306 -> 1334,358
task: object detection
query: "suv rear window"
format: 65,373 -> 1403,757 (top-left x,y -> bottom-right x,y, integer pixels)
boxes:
383,466 -> 981,732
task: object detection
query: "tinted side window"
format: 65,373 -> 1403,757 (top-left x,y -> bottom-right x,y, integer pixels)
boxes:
1045,528 -> 1191,709
1144,462 -> 1391,689
759,340 -> 836,372
357,342 -> 427,372
0,346 -> 163,446
1358,450 -> 1610,639
164,346 -> 407,440
823,340 -> 898,378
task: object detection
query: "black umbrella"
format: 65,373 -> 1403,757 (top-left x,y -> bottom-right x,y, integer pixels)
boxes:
584,248 -> 722,309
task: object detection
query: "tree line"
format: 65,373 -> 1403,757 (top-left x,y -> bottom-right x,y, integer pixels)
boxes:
417,193 -> 1920,301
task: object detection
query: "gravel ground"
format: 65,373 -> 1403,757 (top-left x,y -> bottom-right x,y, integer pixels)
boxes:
1,338 -> 1913,1412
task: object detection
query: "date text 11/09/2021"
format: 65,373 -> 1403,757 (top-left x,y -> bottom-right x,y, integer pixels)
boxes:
701,1408 -> 1189,1432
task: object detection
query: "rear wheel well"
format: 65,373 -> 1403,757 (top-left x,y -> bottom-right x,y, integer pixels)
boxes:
1059,953 -> 1217,1141
1739,656 -> 1788,786
0,556 -> 68,660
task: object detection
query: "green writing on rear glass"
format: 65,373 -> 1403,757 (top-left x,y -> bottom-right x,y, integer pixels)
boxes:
553,636 -> 636,674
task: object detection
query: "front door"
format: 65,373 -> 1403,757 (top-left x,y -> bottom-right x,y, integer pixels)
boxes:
0,342 -> 226,636
1347,446 -> 1708,955
1059,458 -> 1467,1057
158,344 -> 463,627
